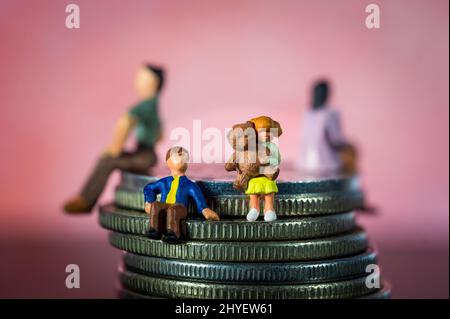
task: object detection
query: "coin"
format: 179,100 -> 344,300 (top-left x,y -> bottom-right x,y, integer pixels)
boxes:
109,229 -> 368,262
120,172 -> 362,195
119,269 -> 378,299
359,282 -> 391,299
123,249 -> 377,283
118,283 -> 390,299
115,188 -> 363,216
99,204 -> 357,241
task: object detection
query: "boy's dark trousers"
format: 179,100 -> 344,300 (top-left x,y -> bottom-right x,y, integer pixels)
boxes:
147,201 -> 188,238
80,144 -> 156,210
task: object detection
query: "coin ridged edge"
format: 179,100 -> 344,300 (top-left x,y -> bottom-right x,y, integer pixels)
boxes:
123,249 -> 377,283
118,283 -> 390,299
115,188 -> 364,216
99,205 -> 357,240
109,230 -> 368,262
119,270 -> 378,299
120,172 -> 360,195
359,282 -> 391,299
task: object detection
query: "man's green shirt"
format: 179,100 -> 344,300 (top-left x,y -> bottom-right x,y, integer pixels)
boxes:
129,96 -> 161,147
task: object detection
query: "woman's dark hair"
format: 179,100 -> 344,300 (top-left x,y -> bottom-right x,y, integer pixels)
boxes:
145,64 -> 165,93
312,80 -> 330,109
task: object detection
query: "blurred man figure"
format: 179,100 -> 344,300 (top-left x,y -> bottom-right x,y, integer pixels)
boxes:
63,63 -> 164,213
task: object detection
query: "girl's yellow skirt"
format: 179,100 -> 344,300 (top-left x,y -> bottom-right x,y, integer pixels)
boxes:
245,176 -> 278,195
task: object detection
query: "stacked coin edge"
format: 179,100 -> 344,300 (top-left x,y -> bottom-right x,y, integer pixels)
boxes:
98,172 -> 390,299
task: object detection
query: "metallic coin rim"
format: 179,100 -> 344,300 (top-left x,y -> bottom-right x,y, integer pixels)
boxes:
109,229 -> 368,262
115,187 -> 364,216
120,172 -> 362,195
123,249 -> 377,283
359,281 -> 391,299
99,204 -> 357,241
119,269 -> 378,299
118,282 -> 390,299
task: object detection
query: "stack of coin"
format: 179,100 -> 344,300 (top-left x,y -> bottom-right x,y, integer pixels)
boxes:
99,172 -> 391,299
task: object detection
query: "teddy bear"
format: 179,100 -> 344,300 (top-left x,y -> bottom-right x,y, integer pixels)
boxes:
225,121 -> 280,191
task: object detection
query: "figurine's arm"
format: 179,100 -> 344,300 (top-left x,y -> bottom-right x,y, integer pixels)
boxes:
104,114 -> 137,157
143,180 -> 162,213
325,111 -> 347,150
225,153 -> 238,172
270,143 -> 281,166
189,183 -> 220,220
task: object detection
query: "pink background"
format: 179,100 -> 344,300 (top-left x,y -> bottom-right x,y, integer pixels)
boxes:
0,0 -> 448,298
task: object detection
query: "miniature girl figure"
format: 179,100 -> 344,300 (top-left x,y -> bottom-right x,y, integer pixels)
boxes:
245,116 -> 282,222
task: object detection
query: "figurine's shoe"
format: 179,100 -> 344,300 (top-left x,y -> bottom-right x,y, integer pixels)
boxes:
63,196 -> 92,213
246,208 -> 260,222
163,230 -> 182,244
264,210 -> 277,222
145,228 -> 161,240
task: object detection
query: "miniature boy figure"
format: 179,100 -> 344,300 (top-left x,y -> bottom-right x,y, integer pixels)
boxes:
63,64 -> 164,213
144,146 -> 220,244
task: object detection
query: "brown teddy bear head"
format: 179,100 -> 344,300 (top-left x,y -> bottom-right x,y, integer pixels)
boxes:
227,121 -> 257,151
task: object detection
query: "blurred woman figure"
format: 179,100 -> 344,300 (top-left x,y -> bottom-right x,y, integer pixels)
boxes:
298,80 -> 354,176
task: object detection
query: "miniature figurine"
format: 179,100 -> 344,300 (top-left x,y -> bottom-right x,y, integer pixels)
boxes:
63,64 -> 164,213
144,146 -> 220,244
225,116 -> 282,222
225,122 -> 261,191
298,80 -> 376,213
298,79 -> 352,176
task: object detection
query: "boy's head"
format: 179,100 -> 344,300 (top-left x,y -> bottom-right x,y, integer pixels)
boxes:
166,146 -> 189,174
135,63 -> 165,99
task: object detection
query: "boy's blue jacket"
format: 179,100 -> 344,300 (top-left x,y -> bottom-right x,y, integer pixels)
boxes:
143,175 -> 207,214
